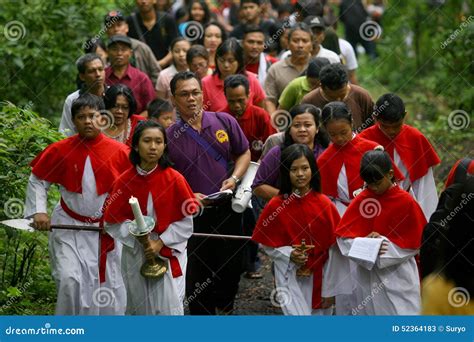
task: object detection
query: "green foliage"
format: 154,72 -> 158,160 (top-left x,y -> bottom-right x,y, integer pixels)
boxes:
0,102 -> 63,314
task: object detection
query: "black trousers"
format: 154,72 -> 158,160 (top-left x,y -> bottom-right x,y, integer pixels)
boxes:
186,203 -> 245,315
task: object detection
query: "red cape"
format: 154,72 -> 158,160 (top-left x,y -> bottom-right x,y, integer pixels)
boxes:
124,114 -> 146,147
317,135 -> 404,201
444,158 -> 474,188
30,133 -> 131,195
252,191 -> 340,309
336,186 -> 426,249
359,124 -> 440,182
104,165 -> 198,277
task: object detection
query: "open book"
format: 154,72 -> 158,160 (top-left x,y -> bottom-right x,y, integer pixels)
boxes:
202,189 -> 233,206
348,237 -> 385,270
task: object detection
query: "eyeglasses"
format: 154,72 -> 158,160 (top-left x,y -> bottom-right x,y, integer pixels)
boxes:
191,62 -> 208,70
175,91 -> 203,99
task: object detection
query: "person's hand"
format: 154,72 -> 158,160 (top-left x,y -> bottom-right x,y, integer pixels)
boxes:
366,231 -> 382,238
33,213 -> 51,231
320,296 -> 335,309
194,192 -> 210,207
290,248 -> 308,266
366,231 -> 388,255
220,177 -> 237,191
149,239 -> 164,255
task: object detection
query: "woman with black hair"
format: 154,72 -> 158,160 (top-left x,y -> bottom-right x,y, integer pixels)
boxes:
202,37 -> 266,112
253,103 -> 329,201
335,150 -> 426,315
252,144 -> 340,315
103,84 -> 145,146
104,120 -> 198,315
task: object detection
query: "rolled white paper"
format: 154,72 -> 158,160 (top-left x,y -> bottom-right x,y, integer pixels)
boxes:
129,196 -> 146,232
231,161 -> 259,213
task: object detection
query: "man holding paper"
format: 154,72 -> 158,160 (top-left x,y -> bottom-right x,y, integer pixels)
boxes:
166,71 -> 251,315
334,150 -> 426,315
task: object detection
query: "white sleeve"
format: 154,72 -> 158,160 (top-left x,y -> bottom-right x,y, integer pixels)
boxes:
24,173 -> 51,218
59,96 -> 77,137
340,39 -> 358,70
376,238 -> 419,269
262,245 -> 294,272
322,243 -> 354,296
411,167 -> 438,221
159,215 -> 194,253
105,221 -> 136,249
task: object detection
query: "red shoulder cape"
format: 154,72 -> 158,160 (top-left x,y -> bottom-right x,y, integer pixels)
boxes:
252,191 -> 340,309
124,114 -> 146,147
30,134 -> 131,195
335,186 -> 426,249
317,135 -> 403,200
359,124 -> 440,182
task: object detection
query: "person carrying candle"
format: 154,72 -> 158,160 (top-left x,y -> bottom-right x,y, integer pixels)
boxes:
104,120 -> 198,315
252,144 -> 340,315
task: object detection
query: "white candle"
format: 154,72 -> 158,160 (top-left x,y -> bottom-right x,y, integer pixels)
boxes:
129,196 -> 146,232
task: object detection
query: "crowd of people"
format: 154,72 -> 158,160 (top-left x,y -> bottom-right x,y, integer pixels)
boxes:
24,0 -> 472,316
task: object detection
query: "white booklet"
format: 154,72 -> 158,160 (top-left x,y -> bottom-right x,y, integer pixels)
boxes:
202,189 -> 233,205
348,237 -> 385,270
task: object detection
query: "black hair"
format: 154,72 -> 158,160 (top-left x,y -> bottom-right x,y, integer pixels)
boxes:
243,24 -> 266,39
170,36 -> 190,51
360,150 -> 394,184
188,0 -> 211,24
305,57 -> 330,78
294,0 -> 324,19
319,63 -> 348,90
321,28 -> 341,55
186,44 -> 209,65
76,53 -> 103,74
282,103 -> 330,149
84,38 -> 107,55
215,38 -> 245,77
277,3 -> 294,16
240,0 -> 261,5
175,6 -> 188,22
129,120 -> 172,168
374,93 -> 406,122
71,93 -> 105,120
279,144 -> 321,195
287,22 -> 313,42
104,84 -> 137,118
321,101 -> 352,127
170,71 -> 202,96
148,98 -> 174,119
199,22 -> 227,46
224,74 -> 250,95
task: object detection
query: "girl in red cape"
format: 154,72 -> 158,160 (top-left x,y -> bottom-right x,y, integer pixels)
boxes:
335,150 -> 427,315
252,144 -> 340,315
104,121 -> 198,315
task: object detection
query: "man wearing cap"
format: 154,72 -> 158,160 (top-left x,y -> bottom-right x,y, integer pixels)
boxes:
59,53 -> 107,136
105,35 -> 156,116
105,10 -> 161,85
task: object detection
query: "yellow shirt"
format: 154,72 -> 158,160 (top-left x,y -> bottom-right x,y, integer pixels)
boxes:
422,274 -> 474,315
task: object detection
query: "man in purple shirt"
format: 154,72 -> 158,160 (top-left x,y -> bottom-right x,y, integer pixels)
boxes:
167,71 -> 251,315
105,35 -> 156,116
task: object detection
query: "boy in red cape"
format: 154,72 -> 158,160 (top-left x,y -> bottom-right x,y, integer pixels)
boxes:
24,93 -> 131,315
358,93 -> 441,220
104,121 -> 198,315
335,150 -> 426,315
252,144 -> 340,315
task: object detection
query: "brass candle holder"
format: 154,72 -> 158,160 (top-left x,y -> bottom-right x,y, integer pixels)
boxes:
292,239 -> 315,277
129,216 -> 167,279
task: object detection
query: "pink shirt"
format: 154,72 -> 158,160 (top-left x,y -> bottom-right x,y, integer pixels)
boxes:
202,72 -> 266,112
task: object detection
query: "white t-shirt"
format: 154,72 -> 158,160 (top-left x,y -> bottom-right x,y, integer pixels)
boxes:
339,38 -> 358,71
280,46 -> 340,64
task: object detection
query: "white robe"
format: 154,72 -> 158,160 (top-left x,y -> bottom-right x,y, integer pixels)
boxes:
394,149 -> 438,221
105,190 -> 193,315
263,245 -> 333,316
337,237 -> 421,315
24,157 -> 126,315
